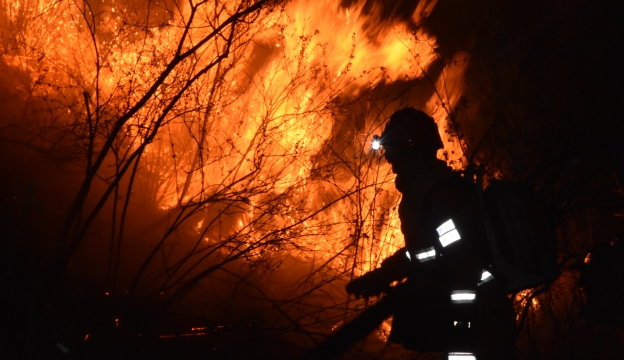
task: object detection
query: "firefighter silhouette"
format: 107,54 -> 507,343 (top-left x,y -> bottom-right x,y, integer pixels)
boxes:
307,108 -> 516,360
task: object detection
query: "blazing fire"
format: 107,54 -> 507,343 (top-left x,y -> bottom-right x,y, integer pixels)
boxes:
4,2 -> 623,358
1,2 -> 473,339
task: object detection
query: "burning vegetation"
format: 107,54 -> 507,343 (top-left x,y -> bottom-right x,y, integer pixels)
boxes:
1,0 -> 623,358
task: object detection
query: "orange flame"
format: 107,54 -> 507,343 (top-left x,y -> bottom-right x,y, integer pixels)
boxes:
1,0 -> 468,286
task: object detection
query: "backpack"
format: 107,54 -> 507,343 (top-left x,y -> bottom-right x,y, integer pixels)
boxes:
478,179 -> 559,292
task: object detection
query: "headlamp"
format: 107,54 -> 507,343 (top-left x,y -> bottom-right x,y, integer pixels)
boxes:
371,135 -> 381,151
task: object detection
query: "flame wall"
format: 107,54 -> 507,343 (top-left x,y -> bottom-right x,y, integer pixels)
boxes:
0,5 -> 478,358
0,0 -> 469,283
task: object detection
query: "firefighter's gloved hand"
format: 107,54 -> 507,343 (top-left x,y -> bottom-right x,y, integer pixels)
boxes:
346,270 -> 389,298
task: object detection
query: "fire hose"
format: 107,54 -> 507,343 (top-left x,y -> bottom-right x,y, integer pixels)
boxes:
304,287 -> 397,360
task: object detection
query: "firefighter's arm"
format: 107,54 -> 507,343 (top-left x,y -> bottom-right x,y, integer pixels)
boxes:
346,248 -> 411,298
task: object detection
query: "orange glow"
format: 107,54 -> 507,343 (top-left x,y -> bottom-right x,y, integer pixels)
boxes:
379,318 -> 392,342
514,289 -> 540,321
1,0 -> 467,321
427,51 -> 471,169
331,321 -> 344,331
180,332 -> 207,337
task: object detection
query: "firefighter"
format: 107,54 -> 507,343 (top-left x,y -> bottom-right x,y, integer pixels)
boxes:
343,108 -> 516,359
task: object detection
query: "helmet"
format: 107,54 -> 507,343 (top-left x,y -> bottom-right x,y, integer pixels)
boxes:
381,108 -> 443,164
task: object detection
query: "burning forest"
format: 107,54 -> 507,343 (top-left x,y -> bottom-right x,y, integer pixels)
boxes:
1,0 -> 623,358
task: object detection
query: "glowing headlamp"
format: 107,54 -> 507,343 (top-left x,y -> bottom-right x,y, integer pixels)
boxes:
371,135 -> 381,151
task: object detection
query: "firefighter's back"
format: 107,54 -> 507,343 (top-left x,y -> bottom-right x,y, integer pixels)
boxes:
394,174 -> 517,358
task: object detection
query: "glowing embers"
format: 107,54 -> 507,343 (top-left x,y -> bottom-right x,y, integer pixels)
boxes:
451,290 -> 476,304
478,269 -> 494,286
437,219 -> 461,247
448,352 -> 476,360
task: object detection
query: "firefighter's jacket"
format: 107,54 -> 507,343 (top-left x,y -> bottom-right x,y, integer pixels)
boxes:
379,160 -> 515,356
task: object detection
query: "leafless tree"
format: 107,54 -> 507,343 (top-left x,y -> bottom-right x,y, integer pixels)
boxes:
0,0 -> 440,357
3,0 -> 622,359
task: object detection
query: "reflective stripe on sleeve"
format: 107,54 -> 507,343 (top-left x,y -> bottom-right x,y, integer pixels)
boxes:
451,290 -> 476,304
416,246 -> 436,262
448,352 -> 476,360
